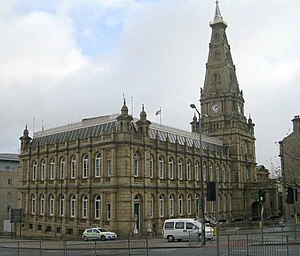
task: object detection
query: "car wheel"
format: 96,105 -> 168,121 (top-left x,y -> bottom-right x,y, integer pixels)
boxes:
100,235 -> 106,241
167,235 -> 174,242
83,236 -> 88,241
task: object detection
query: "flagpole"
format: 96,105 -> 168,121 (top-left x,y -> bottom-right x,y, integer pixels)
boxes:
159,107 -> 161,125
155,108 -> 162,125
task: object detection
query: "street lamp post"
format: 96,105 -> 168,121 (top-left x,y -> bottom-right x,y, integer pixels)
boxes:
190,103 -> 206,246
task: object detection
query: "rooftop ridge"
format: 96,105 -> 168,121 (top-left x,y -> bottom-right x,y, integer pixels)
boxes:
34,114 -> 119,138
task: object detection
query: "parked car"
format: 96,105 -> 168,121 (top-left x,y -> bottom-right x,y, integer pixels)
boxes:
162,218 -> 214,242
81,227 -> 117,241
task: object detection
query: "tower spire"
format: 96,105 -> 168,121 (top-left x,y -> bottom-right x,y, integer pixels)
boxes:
210,0 -> 227,27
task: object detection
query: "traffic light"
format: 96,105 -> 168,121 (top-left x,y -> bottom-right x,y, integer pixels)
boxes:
287,187 -> 294,204
258,189 -> 265,202
207,182 -> 216,201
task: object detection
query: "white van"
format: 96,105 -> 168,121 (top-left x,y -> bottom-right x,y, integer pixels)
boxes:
162,218 -> 213,242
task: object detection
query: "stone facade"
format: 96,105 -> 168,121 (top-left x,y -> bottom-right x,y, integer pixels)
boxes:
279,115 -> 300,220
18,2 -> 280,239
0,153 -> 19,232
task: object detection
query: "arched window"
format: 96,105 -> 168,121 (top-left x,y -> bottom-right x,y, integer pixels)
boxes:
187,195 -> 192,215
82,195 -> 88,218
149,155 -> 154,178
150,195 -> 154,218
50,158 -> 55,180
216,164 -> 220,182
106,159 -> 111,177
40,194 -> 45,215
203,162 -> 207,182
70,195 -> 76,218
228,166 -> 231,183
178,159 -> 183,180
49,194 -> 54,216
159,156 -> 164,179
209,163 -> 213,181
195,161 -> 199,181
95,195 -> 101,219
95,153 -> 102,177
159,195 -> 165,217
71,156 -> 77,179
223,195 -> 227,213
187,160 -> 191,181
228,194 -> 232,211
168,158 -> 174,179
195,194 -> 200,216
60,157 -> 65,179
169,194 -> 175,216
83,154 -> 89,178
59,195 -> 65,217
133,153 -> 139,177
179,195 -> 183,216
31,194 -> 36,214
41,160 -> 46,181
222,165 -> 226,182
32,161 -> 37,181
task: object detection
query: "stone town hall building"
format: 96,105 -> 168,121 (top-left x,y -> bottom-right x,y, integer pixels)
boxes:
19,2 -> 279,238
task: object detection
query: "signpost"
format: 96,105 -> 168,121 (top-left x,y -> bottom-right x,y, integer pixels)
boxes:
10,208 -> 24,237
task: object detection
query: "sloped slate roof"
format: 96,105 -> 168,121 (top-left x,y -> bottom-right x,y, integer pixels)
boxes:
0,153 -> 19,161
31,115 -> 226,154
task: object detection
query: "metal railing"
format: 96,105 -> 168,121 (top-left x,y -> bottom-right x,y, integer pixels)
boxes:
0,238 -> 149,256
226,232 -> 300,256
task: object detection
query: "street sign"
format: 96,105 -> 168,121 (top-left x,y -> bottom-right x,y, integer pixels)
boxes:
10,208 -> 24,223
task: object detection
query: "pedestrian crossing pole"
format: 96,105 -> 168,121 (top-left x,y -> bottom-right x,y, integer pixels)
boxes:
259,203 -> 264,229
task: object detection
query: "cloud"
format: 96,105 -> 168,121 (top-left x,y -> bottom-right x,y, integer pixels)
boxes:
1,0 -> 300,172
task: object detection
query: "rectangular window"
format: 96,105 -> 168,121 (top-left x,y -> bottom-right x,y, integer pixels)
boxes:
50,162 -> 55,180
60,198 -> 64,217
95,158 -> 102,177
71,199 -> 76,218
106,204 -> 111,220
134,158 -> 139,177
41,199 -> 45,215
50,198 -> 54,216
169,162 -> 173,179
60,161 -> 65,179
95,201 -> 100,219
164,222 -> 174,229
159,161 -> 163,179
41,163 -> 45,181
106,160 -> 111,177
150,159 -> 154,178
71,159 -> 76,179
178,163 -> 183,180
82,199 -> 88,218
175,222 -> 184,229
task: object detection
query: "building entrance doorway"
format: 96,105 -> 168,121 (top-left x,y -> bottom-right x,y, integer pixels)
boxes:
134,195 -> 142,231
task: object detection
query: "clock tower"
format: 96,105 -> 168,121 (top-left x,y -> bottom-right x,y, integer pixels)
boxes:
200,1 -> 257,219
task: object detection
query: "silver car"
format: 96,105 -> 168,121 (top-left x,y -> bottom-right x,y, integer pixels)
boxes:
82,227 -> 117,241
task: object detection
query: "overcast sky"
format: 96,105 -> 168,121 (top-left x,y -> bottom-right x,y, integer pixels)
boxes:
1,0 -> 299,172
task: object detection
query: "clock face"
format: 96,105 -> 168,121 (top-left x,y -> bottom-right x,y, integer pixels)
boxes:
211,104 -> 219,113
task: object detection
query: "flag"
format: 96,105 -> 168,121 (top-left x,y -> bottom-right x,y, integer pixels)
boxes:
156,109 -> 161,115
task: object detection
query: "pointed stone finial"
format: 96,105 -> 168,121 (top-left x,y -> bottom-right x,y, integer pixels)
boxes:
140,104 -> 147,120
214,0 -> 222,22
210,0 -> 227,27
